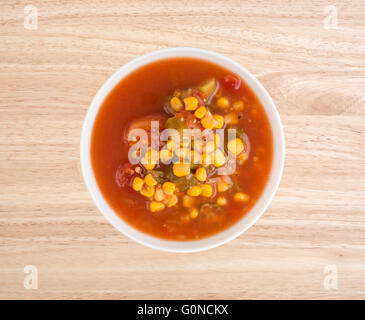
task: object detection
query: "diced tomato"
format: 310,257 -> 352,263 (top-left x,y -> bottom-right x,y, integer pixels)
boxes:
115,162 -> 135,188
222,74 -> 241,91
175,110 -> 201,130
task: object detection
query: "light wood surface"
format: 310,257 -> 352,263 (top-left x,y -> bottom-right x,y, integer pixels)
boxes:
1,0 -> 365,300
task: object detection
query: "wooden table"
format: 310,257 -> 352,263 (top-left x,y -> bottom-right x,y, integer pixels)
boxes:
1,0 -> 364,300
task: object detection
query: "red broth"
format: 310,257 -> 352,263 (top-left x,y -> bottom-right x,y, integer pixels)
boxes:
91,57 -> 273,240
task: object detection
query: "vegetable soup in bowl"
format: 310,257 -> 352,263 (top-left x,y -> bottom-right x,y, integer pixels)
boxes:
80,48 -> 284,252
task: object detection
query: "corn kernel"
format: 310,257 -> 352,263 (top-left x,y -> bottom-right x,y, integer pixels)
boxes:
184,96 -> 199,111
162,181 -> 175,195
180,139 -> 191,148
217,196 -> 227,206
144,173 -> 157,187
233,100 -> 245,111
239,153 -> 247,162
167,194 -> 178,207
201,184 -> 213,197
132,177 -> 144,191
166,140 -> 178,151
170,96 -> 183,112
213,149 -> 226,167
189,208 -> 199,219
224,112 -> 239,125
141,185 -> 155,198
233,192 -> 250,203
213,114 -> 224,129
154,188 -> 165,201
141,149 -> 158,170
160,148 -> 173,163
173,163 -> 191,177
150,201 -> 166,212
227,138 -> 245,156
183,195 -> 195,208
187,186 -> 202,197
195,167 -> 207,182
194,106 -> 207,119
217,179 -> 230,192
216,96 -> 230,109
201,112 -> 217,130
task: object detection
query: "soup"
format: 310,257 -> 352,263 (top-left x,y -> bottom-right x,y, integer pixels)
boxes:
91,57 -> 273,240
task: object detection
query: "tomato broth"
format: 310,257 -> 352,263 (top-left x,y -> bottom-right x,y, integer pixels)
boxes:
91,58 -> 273,240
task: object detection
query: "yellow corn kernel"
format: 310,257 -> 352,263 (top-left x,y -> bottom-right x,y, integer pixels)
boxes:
162,181 -> 175,195
224,112 -> 239,125
154,188 -> 165,202
170,96 -> 183,112
187,186 -> 202,197
239,153 -> 247,162
144,173 -> 157,187
200,184 -> 213,197
217,196 -> 227,206
183,195 -> 195,208
180,138 -> 191,148
213,149 -> 226,167
141,149 -> 158,170
166,139 -> 178,151
201,112 -> 217,130
189,208 -> 199,219
173,163 -> 191,177
217,179 -> 230,192
160,148 -> 173,163
194,106 -> 207,119
195,167 -> 207,182
184,96 -> 199,111
216,96 -> 230,109
141,185 -> 155,198
213,114 -> 224,129
233,192 -> 250,203
227,138 -> 245,156
233,100 -> 245,111
202,152 -> 212,167
132,177 -> 144,191
167,194 -> 178,208
150,201 -> 166,212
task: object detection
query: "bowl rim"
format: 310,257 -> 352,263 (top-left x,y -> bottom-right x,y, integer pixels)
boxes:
80,47 -> 285,253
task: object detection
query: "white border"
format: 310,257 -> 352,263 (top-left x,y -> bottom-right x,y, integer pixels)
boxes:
80,47 -> 285,252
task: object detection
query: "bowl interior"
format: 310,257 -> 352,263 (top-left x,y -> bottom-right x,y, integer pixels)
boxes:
80,47 -> 285,252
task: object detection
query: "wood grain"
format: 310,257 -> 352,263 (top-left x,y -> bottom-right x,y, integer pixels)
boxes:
1,0 -> 365,299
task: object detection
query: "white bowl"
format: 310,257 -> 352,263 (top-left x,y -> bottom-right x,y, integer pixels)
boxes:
80,47 -> 285,253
